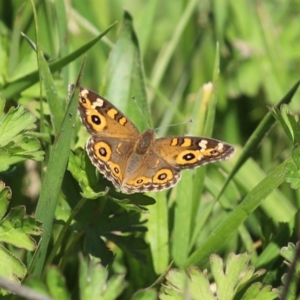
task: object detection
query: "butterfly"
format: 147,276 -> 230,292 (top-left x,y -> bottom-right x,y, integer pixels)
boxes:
75,86 -> 235,194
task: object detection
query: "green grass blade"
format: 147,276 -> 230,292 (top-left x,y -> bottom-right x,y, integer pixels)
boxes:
216,79 -> 300,201
106,10 -> 151,130
1,22 -> 116,99
147,192 -> 169,274
184,156 -> 293,267
27,0 -> 81,277
31,85 -> 79,276
149,0 -> 199,101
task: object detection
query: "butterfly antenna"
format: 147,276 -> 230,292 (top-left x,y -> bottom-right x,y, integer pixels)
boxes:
132,96 -> 151,128
155,119 -> 193,132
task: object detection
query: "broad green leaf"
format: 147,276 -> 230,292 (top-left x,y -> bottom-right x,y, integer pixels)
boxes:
106,10 -> 151,130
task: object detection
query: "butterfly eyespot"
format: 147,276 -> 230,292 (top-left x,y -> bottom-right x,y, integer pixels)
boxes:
109,162 -> 122,179
183,153 -> 195,161
210,150 -> 218,155
87,113 -> 107,131
176,150 -> 199,165
153,169 -> 173,184
94,142 -> 111,162
91,115 -> 101,125
127,176 -> 151,187
81,96 -> 86,104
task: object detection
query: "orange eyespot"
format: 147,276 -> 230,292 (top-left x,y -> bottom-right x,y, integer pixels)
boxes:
94,142 -> 112,162
153,169 -> 173,184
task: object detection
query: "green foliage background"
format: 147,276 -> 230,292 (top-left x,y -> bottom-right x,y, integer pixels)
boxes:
0,0 -> 299,299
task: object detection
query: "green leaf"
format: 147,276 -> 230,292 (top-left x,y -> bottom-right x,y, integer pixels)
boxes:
0,245 -> 26,284
106,10 -> 151,131
185,157 -> 294,267
285,146 -> 300,189
68,150 -> 108,199
269,104 -> 300,144
241,283 -> 278,300
160,253 -> 277,300
0,105 -> 36,146
132,289 -> 158,300
218,79 -> 300,201
1,27 -> 117,100
159,267 -> 215,300
0,182 -> 42,289
79,254 -> 125,300
46,267 -> 70,300
212,253 -> 249,299
0,181 -> 11,220
0,206 -> 43,250
0,101 -> 44,171
279,241 -> 300,300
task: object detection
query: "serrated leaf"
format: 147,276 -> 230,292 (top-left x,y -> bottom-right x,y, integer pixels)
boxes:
0,245 -> 26,282
0,206 -> 43,250
188,267 -> 215,300
159,267 -> 215,300
270,104 -> 300,143
110,196 -> 150,213
241,283 -> 278,300
84,229 -> 114,267
68,151 -> 107,199
0,105 -> 36,147
46,267 -> 70,300
0,102 -> 44,172
79,254 -> 125,300
285,147 -> 300,189
281,242 -> 300,274
211,253 -> 250,300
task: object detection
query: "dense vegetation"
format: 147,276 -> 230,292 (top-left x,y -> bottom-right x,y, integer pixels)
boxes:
0,1 -> 299,299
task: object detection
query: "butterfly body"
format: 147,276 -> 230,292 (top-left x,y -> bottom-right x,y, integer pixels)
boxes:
76,86 -> 235,194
